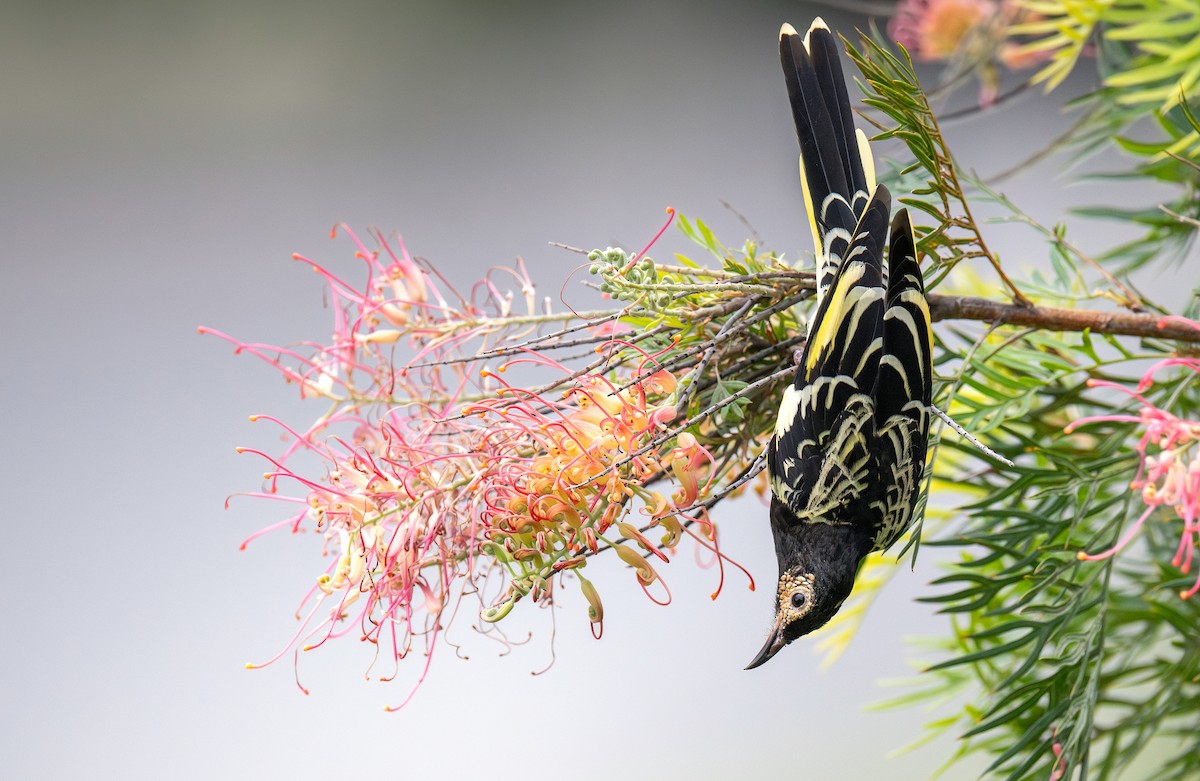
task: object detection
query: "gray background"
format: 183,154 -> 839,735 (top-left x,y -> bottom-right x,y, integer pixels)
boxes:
2,1 -> 1179,778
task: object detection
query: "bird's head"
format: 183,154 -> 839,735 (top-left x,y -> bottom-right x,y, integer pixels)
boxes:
745,498 -> 870,669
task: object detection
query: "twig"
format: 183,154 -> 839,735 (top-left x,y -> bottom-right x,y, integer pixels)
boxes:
927,294 -> 1200,343
931,406 -> 1015,467
619,263 -> 1199,344
568,363 -> 793,491
719,199 -> 763,246
675,296 -> 760,414
617,292 -> 808,392
665,268 -> 1200,343
1159,204 -> 1200,229
973,179 -> 1145,312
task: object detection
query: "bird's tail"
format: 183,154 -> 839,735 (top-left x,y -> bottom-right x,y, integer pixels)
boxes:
778,20 -> 881,303
770,19 -> 933,557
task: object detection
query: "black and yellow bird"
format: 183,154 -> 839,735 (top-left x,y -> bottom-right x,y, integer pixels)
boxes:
746,20 -> 933,670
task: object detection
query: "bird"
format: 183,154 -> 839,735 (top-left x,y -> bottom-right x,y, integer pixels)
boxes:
745,20 -> 933,670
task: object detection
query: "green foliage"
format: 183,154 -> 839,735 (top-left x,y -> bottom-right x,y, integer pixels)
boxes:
845,33 -> 1030,304
908,324 -> 1198,780
832,19 -> 1200,781
1011,0 -> 1200,273
1018,0 -> 1199,121
1014,0 -> 1114,91
606,21 -> 1199,776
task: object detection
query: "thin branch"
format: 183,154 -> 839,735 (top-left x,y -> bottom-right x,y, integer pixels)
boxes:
1159,204 -> 1200,230
932,405 -> 1015,467
568,363 -> 793,491
675,296 -> 760,414
927,294 -> 1200,343
650,265 -> 1197,344
972,179 -> 1146,312
649,268 -> 1200,344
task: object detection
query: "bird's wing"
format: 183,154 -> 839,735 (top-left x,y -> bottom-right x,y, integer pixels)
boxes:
870,209 -> 934,549
769,20 -> 890,523
769,190 -> 890,521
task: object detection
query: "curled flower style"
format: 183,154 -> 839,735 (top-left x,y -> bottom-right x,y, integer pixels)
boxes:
1066,316 -> 1200,599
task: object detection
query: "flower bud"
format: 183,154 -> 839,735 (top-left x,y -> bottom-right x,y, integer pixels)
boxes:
657,515 -> 683,548
480,594 -> 519,623
578,576 -> 603,624
616,544 -> 657,585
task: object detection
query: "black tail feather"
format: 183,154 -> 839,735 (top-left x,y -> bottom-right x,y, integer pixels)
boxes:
779,21 -> 877,298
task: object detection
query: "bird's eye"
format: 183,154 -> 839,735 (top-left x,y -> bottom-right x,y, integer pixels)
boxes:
790,592 -> 807,609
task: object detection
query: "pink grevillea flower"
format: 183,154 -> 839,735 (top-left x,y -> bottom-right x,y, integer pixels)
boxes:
892,0 -> 996,61
1066,316 -> 1200,599
204,222 -> 749,704
890,0 -> 1045,105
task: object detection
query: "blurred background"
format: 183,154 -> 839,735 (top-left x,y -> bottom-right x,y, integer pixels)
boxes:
1,0 -> 1173,778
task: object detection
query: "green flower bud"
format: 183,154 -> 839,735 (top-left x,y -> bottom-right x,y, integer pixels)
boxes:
480,594 -> 519,623
578,576 -> 603,624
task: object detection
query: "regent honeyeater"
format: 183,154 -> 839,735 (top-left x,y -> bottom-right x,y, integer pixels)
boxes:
747,20 -> 932,670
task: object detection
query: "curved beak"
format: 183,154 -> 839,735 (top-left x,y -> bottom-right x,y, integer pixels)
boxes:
745,618 -> 786,670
